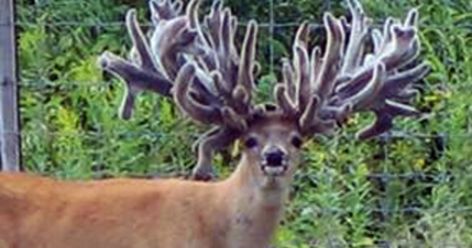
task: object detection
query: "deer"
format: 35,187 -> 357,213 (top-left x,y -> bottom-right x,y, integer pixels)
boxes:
0,0 -> 429,247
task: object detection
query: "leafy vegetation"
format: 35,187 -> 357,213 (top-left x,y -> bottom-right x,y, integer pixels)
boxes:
17,0 -> 472,246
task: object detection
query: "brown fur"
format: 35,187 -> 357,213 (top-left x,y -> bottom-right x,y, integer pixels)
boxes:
0,118 -> 301,248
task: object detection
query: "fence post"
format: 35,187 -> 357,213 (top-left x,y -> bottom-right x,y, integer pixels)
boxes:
0,0 -> 21,171
268,0 -> 275,74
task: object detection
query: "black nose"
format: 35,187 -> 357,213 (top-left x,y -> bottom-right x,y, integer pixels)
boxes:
264,150 -> 285,167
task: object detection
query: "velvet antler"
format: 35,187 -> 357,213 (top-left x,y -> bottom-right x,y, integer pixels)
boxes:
99,0 -> 429,181
98,0 -> 259,180
276,0 -> 429,139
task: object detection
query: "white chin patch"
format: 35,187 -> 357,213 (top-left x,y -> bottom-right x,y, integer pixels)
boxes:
262,165 -> 287,177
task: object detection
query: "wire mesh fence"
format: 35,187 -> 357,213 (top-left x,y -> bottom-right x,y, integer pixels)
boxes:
11,2 -> 472,167
11,0 -> 472,181
4,0 -> 472,245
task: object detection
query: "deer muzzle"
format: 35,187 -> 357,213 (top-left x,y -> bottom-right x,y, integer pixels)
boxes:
261,147 -> 288,176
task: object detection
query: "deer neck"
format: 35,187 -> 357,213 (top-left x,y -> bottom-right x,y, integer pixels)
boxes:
229,155 -> 289,205
219,154 -> 289,246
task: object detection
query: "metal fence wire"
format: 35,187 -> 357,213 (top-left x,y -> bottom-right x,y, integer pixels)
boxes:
2,0 -> 472,245
6,5 -> 470,172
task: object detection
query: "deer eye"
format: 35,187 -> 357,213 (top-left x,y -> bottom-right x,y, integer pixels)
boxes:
291,135 -> 303,149
244,137 -> 258,149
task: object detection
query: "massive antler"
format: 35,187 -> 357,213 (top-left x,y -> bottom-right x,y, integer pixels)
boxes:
98,0 -> 428,181
276,0 -> 429,139
98,0 -> 259,180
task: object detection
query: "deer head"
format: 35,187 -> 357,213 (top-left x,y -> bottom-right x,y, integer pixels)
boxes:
98,0 -> 429,181
232,114 -> 303,191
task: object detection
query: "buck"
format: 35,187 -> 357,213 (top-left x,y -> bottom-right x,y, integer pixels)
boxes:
0,0 -> 429,247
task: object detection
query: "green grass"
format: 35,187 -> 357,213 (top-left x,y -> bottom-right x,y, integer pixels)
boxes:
17,0 -> 472,246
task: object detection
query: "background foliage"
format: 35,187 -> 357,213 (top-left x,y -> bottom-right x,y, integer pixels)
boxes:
17,0 -> 472,246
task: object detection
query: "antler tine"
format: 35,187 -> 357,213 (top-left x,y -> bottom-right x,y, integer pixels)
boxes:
98,9 -> 173,119
126,10 -> 158,72
235,20 -> 258,112
293,22 -> 312,111
277,22 -> 317,118
295,13 -> 345,133
313,13 -> 346,102
371,29 -> 383,55
309,46 -> 322,87
274,84 -> 296,115
341,0 -> 370,75
149,0 -> 183,24
281,58 -> 296,99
